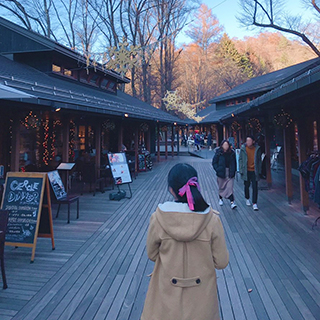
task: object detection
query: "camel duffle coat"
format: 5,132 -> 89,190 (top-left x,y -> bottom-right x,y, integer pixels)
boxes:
141,202 -> 229,320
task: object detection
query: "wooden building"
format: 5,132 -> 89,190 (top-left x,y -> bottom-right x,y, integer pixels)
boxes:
0,17 -> 181,179
204,57 -> 320,212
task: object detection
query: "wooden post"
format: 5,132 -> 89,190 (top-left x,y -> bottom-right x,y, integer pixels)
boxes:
134,125 -> 139,172
264,121 -> 272,188
146,128 -> 151,151
95,120 -> 101,178
171,126 -> 174,157
177,128 -> 180,156
165,129 -> 168,159
283,126 -> 293,203
11,118 -> 20,172
215,125 -> 219,147
118,120 -> 123,152
316,119 -> 320,151
223,124 -> 226,140
62,116 -> 70,163
297,119 -> 309,213
157,123 -> 160,162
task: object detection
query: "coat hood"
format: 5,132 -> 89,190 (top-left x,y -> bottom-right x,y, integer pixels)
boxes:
155,202 -> 215,242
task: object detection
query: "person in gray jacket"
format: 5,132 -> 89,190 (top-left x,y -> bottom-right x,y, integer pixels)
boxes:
239,136 -> 262,211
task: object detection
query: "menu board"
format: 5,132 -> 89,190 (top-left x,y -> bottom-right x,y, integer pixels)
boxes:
1,175 -> 43,244
0,172 -> 55,262
108,153 -> 132,185
48,170 -> 67,200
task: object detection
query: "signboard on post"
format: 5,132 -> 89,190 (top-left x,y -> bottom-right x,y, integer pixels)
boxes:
1,172 -> 55,262
108,153 -> 132,185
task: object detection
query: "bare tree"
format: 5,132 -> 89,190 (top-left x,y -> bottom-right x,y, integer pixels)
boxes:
238,0 -> 320,56
0,0 -> 55,38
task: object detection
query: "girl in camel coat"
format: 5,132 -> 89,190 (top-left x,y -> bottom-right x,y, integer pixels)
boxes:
141,163 -> 229,320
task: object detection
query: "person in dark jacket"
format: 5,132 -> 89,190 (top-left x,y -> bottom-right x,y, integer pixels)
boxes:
212,140 -> 237,209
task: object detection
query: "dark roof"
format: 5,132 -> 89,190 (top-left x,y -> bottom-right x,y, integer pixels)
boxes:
0,83 -> 35,99
209,57 -> 320,104
0,17 -> 129,83
220,62 -> 320,121
0,55 -> 181,123
199,106 -> 242,124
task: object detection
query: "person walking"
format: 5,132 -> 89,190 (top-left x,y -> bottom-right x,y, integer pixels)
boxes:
212,140 -> 237,209
239,135 -> 262,211
141,163 -> 229,320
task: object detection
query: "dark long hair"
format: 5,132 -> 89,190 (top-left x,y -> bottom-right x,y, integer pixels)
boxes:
168,163 -> 209,212
220,139 -> 232,153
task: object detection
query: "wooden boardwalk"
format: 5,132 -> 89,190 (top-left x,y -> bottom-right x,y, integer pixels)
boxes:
1,156 -> 320,319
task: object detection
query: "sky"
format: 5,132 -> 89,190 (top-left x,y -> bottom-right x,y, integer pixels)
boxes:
177,0 -> 317,45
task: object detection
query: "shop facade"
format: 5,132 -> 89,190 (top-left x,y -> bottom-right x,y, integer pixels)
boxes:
205,57 -> 320,212
0,17 -> 181,181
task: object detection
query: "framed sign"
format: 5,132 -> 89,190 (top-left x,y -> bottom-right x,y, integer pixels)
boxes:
108,153 -> 132,185
48,170 -> 67,200
138,154 -> 146,172
1,172 -> 55,262
57,163 -> 75,170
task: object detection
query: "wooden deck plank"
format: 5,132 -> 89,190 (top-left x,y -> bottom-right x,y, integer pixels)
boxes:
0,156 -> 318,320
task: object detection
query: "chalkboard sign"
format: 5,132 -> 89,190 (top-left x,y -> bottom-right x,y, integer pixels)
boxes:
48,171 -> 67,200
138,154 -> 146,172
1,172 -> 55,262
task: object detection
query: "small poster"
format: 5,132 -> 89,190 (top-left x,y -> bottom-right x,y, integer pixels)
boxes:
48,170 -> 67,200
108,153 -> 132,185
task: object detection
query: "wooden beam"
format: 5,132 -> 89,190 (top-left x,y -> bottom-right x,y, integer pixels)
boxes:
215,125 -> 219,147
157,123 -> 160,162
283,126 -> 293,203
117,120 -> 123,152
95,120 -> 101,179
264,122 -> 272,188
165,129 -> 168,159
317,118 -> 320,151
134,125 -> 139,172
297,119 -> 309,213
11,118 -> 20,172
171,126 -> 174,157
62,115 -> 70,163
146,127 -> 151,152
176,128 -> 180,156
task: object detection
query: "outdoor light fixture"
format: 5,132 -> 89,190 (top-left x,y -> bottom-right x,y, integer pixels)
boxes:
174,122 -> 177,125
231,113 -> 235,117
55,107 -> 61,112
124,113 -> 129,118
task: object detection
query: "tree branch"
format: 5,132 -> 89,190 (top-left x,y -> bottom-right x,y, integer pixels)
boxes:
253,21 -> 320,56
312,0 -> 320,14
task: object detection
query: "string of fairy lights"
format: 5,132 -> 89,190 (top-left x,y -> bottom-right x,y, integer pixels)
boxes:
14,107 -> 293,168
273,109 -> 293,128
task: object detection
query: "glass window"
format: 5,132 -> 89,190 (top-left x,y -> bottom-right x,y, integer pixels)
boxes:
89,74 -> 99,85
52,64 -> 61,73
63,68 -> 73,77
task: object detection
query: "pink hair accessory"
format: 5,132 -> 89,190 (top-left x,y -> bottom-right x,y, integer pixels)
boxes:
178,177 -> 200,211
